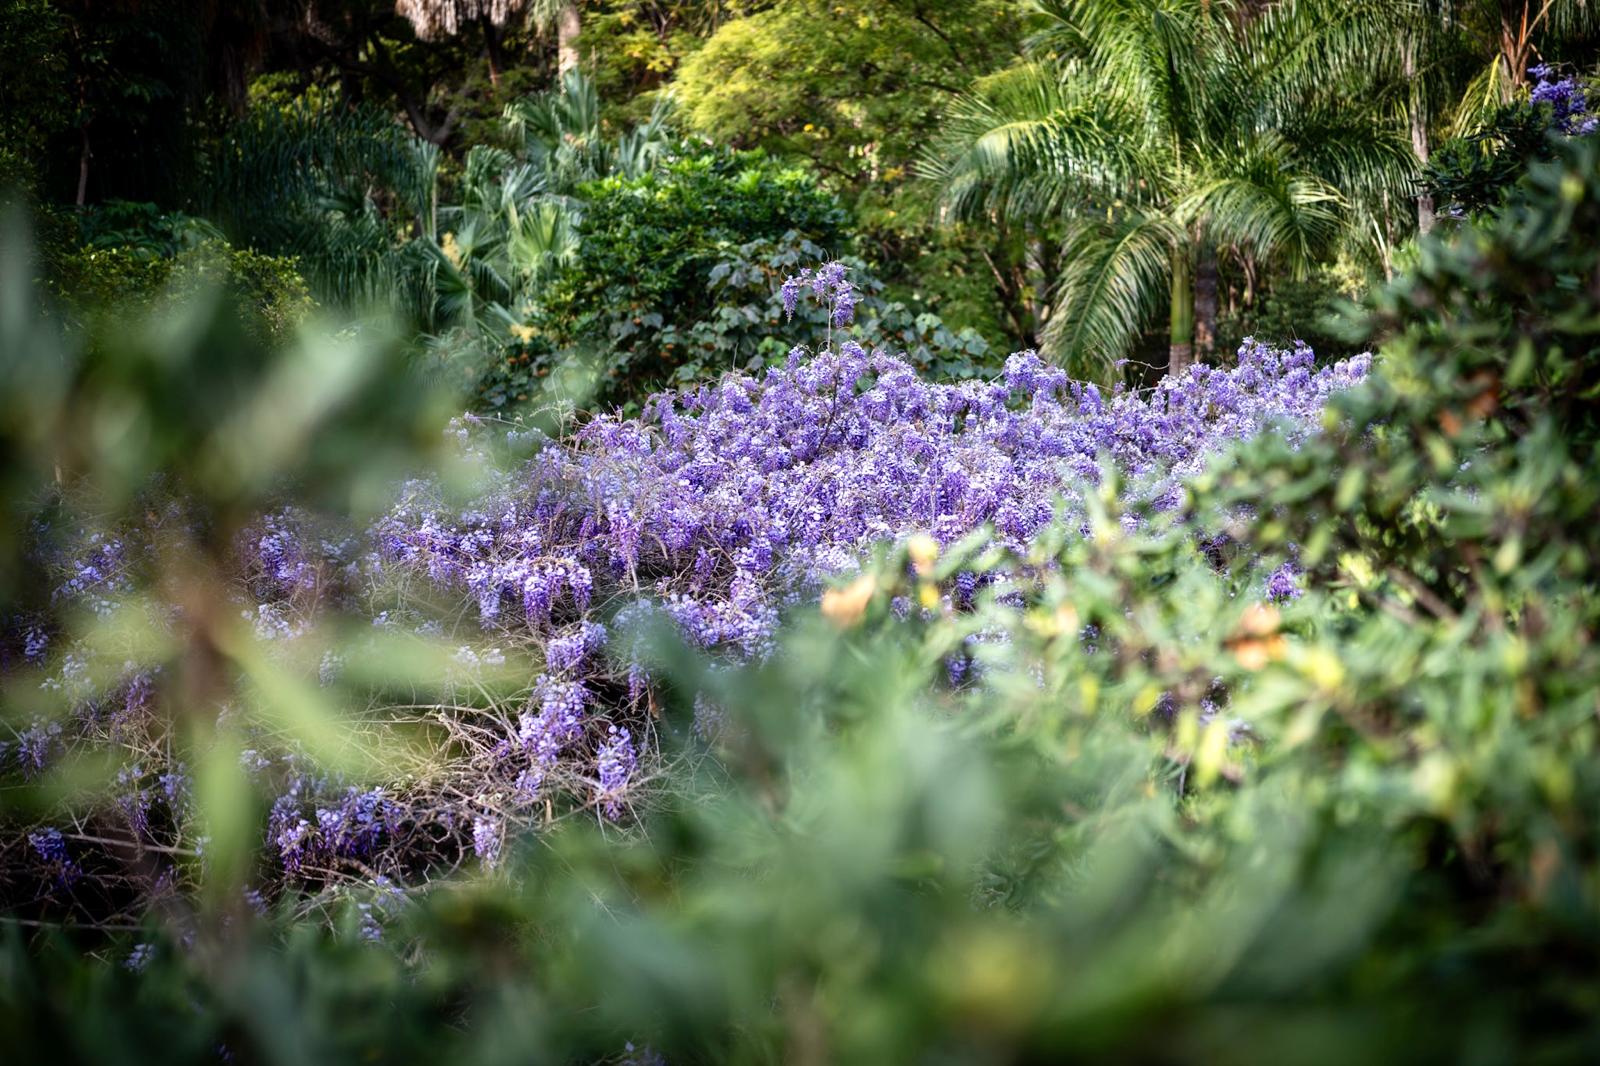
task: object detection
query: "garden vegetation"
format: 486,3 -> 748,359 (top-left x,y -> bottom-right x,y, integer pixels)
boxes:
1,3 -> 1598,1063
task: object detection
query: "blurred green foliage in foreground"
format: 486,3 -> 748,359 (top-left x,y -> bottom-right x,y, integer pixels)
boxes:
3,137 -> 1600,1066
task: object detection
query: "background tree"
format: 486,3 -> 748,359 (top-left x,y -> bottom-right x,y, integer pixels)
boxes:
672,0 -> 1029,346
1261,0 -> 1600,232
927,0 -> 1416,378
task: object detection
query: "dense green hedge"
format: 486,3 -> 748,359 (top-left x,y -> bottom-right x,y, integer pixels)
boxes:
45,204 -> 314,345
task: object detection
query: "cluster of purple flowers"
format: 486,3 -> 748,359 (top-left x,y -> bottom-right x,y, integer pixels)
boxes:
269,776 -> 397,876
1264,561 -> 1303,603
28,827 -> 80,888
245,511 -> 320,600
50,533 -> 130,617
595,725 -> 637,820
5,262 -> 1370,905
1530,64 -> 1597,136
363,318 -> 1365,836
15,719 -> 63,776
781,261 -> 858,327
472,814 -> 503,867
379,334 -> 1364,649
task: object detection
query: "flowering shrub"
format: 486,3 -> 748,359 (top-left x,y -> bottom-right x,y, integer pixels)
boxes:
1,252 -> 1368,930
1424,63 -> 1596,217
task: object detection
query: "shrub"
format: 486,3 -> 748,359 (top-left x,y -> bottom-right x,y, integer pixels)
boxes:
1422,64 -> 1596,218
520,150 -> 849,400
50,216 -> 314,345
482,235 -> 995,410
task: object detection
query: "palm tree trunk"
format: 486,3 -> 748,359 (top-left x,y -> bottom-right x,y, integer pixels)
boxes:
1194,243 -> 1218,360
1498,0 -> 1540,100
1168,243 -> 1195,377
479,14 -> 504,87
1404,38 -> 1434,233
557,2 -> 581,76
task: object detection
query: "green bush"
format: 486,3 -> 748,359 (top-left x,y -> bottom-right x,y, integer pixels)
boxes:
521,150 -> 848,399
1421,103 -> 1560,217
49,210 -> 314,345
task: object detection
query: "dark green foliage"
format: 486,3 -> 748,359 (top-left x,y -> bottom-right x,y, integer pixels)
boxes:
1213,265 -> 1363,361
479,230 -> 995,411
1421,103 -> 1565,216
0,0 -> 71,198
1195,131 -> 1600,904
516,150 -> 849,399
198,96 -> 434,319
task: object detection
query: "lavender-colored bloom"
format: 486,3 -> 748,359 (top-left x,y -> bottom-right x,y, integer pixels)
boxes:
1265,561 -> 1303,603
29,827 -> 80,887
546,621 -> 607,674
357,902 -> 383,942
1530,64 -> 1596,135
595,726 -> 637,820
29,826 -> 69,863
623,1042 -> 668,1066
352,328 -> 1365,851
16,719 -> 63,774
472,815 -> 503,867
318,650 -> 344,687
53,534 -> 129,613
780,275 -> 805,318
116,763 -> 152,838
124,942 -> 155,972
316,787 -> 393,860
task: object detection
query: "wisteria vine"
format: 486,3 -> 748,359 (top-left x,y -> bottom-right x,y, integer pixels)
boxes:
2,263 -> 1371,929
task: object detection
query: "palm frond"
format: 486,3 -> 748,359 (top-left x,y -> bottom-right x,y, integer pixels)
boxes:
1450,58 -> 1517,136
1178,160 -> 1342,276
1042,212 -> 1181,376
923,60 -> 1162,222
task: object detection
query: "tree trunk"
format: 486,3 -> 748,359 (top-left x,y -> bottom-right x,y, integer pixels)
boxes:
76,124 -> 90,206
1498,0 -> 1538,100
1168,242 -> 1195,377
480,15 -> 503,87
1023,228 -> 1049,341
557,2 -> 581,76
1194,242 -> 1218,360
1404,38 -> 1434,233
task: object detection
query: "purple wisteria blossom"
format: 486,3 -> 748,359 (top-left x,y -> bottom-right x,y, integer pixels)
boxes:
1530,64 -> 1597,135
29,827 -> 80,888
377,331 -> 1366,666
781,260 -> 857,326
595,725 -> 637,820
473,814 -> 503,868
1264,561 -> 1303,603
6,262 -> 1372,898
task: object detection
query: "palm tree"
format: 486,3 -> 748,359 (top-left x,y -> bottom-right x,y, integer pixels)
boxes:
926,0 -> 1416,378
420,70 -> 674,341
1254,0 -> 1600,233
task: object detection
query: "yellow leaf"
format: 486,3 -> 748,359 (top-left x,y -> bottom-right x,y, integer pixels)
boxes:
821,573 -> 876,628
